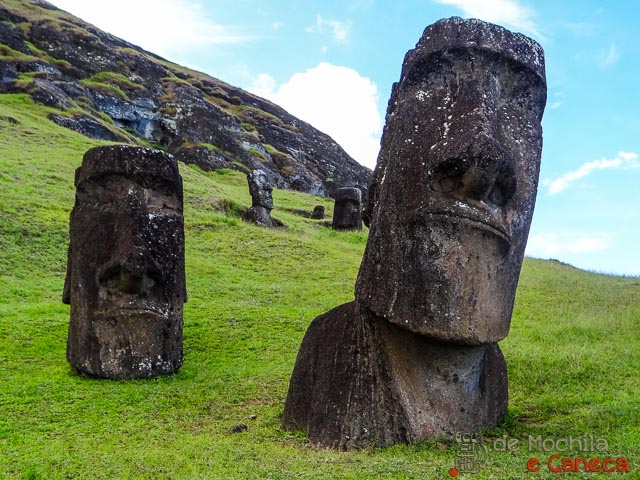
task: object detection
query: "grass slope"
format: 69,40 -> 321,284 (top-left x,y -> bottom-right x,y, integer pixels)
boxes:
0,94 -> 638,479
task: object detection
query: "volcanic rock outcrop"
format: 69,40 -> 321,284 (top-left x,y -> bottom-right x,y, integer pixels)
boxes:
0,0 -> 371,196
283,17 -> 546,449
63,145 -> 186,379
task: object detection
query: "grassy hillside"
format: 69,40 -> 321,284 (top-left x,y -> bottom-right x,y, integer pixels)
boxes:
0,94 -> 638,479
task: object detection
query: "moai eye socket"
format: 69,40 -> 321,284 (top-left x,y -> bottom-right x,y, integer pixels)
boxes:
488,170 -> 517,207
100,267 -> 121,289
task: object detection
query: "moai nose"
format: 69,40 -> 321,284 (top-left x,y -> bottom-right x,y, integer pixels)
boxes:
457,134 -> 509,202
115,251 -> 161,296
458,158 -> 500,202
118,252 -> 146,294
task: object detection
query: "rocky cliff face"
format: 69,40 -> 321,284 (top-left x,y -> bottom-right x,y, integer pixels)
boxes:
0,0 -> 371,196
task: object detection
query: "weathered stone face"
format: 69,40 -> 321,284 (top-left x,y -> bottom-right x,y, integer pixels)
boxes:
332,187 -> 363,231
356,17 -> 546,344
63,145 -> 186,379
248,169 -> 274,210
246,169 -> 275,227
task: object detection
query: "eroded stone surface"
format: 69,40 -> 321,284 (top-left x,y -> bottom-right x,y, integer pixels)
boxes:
332,187 -> 362,231
283,302 -> 507,449
63,145 -> 186,379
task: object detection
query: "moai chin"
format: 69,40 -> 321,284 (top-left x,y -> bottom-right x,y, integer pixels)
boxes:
283,17 -> 546,449
246,169 -> 274,227
63,145 -> 186,379
332,187 -> 362,231
356,16 -> 547,344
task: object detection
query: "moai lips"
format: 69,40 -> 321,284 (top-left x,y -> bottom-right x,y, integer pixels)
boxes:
63,145 -> 186,379
356,17 -> 547,344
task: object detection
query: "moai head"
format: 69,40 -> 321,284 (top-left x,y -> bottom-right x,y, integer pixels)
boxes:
63,145 -> 186,379
356,18 -> 546,344
311,205 -> 325,220
248,169 -> 274,210
332,187 -> 362,230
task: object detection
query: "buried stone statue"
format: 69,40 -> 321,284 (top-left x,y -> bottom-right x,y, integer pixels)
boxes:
246,169 -> 275,227
332,187 -> 363,231
283,17 -> 547,449
63,145 -> 186,379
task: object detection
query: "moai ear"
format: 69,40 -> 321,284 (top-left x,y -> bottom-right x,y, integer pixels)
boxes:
62,244 -> 71,305
182,280 -> 188,304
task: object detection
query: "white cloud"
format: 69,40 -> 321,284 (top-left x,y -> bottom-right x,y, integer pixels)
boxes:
249,63 -> 382,169
526,232 -> 612,257
598,42 -> 620,67
549,91 -> 565,110
543,151 -> 639,194
433,0 -> 542,39
306,15 -> 352,42
48,0 -> 258,59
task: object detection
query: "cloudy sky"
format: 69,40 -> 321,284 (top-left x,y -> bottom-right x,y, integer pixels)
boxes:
49,0 -> 640,275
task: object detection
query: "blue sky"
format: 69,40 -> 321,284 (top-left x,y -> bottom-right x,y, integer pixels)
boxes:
49,0 -> 640,275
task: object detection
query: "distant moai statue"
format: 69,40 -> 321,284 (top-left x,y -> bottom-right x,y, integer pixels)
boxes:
283,17 -> 547,449
246,169 -> 274,227
63,145 -> 186,379
311,205 -> 325,219
332,187 -> 362,230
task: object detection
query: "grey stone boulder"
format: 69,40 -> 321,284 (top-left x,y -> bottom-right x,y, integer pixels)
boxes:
49,113 -> 127,142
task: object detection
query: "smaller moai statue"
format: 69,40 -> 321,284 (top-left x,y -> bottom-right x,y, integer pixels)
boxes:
311,205 -> 325,219
63,145 -> 186,379
246,169 -> 274,227
332,187 -> 362,231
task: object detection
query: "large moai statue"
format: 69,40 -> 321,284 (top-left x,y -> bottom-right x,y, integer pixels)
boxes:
63,145 -> 187,379
332,187 -> 362,231
246,169 -> 274,227
283,17 -> 546,449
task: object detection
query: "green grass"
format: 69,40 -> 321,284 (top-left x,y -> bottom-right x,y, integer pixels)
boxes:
0,93 -> 639,479
78,79 -> 130,101
86,72 -> 143,91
